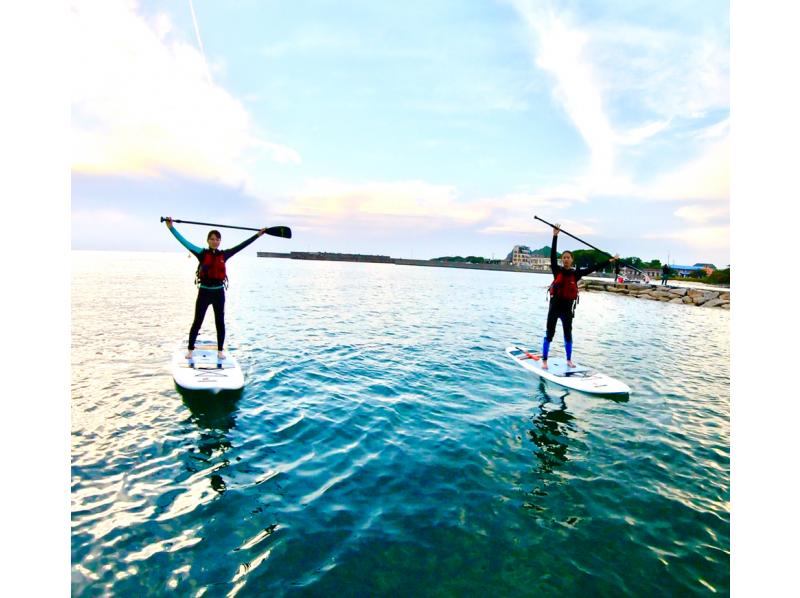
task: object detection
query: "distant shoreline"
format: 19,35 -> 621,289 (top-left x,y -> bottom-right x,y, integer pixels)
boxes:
256,251 -> 730,289
257,251 -> 552,274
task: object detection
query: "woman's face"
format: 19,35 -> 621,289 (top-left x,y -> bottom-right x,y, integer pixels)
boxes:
562,252 -> 573,268
207,234 -> 221,249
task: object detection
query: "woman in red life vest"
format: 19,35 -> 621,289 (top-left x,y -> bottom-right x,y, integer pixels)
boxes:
543,224 -> 618,370
165,217 -> 266,360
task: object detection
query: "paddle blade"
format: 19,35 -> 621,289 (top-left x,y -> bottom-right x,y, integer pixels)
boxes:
265,226 -> 292,239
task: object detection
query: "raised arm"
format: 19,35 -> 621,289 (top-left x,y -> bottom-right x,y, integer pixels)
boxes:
222,228 -> 267,260
550,226 -> 560,275
165,217 -> 202,256
577,254 -> 619,279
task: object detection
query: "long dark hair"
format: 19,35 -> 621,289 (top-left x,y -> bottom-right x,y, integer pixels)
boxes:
207,230 -> 221,241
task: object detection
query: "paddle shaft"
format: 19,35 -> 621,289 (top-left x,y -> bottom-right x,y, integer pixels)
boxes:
534,215 -> 646,276
161,217 -> 292,238
162,217 -> 262,232
533,215 -> 611,256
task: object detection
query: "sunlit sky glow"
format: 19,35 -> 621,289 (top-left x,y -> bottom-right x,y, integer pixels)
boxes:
71,0 -> 729,266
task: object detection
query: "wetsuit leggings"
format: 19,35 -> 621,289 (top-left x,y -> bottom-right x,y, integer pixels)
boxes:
188,287 -> 225,351
543,299 -> 574,360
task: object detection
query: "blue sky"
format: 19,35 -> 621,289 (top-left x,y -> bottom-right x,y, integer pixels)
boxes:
71,0 -> 729,266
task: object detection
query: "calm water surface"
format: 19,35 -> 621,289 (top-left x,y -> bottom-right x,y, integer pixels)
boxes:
71,251 -> 729,596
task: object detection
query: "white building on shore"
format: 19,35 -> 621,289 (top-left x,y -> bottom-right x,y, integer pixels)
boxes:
505,245 -> 559,270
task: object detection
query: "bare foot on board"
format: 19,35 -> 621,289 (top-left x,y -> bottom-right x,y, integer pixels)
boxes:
185,350 -> 193,360
567,360 -> 576,368
541,360 -> 548,370
217,351 -> 226,360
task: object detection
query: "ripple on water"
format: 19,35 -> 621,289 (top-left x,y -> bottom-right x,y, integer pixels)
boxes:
72,254 -> 729,596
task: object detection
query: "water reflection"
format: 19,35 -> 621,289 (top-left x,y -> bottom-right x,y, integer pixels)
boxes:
520,382 -> 575,517
178,387 -> 242,494
178,387 -> 242,432
525,383 -> 627,476
527,382 -> 574,474
520,383 -> 627,523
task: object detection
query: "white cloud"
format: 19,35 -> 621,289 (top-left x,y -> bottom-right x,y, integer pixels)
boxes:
261,32 -> 358,59
276,177 -> 595,239
508,0 -> 729,205
499,0 -> 730,266
511,2 -> 616,183
479,213 -> 596,236
251,140 -> 304,166
72,208 -> 135,225
279,179 -> 486,231
643,225 -> 729,250
640,138 -> 729,201
472,187 -> 584,235
616,119 -> 671,146
694,117 -> 729,141
277,177 -> 597,239
71,0 -> 299,186
587,23 -> 729,121
674,204 -> 729,224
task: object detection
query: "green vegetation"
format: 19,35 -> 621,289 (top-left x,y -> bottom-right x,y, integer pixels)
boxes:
432,249 -> 723,283
571,251 -> 666,272
707,268 -> 730,284
623,257 -> 663,269
432,256 -> 502,264
677,268 -> 730,285
571,249 -> 611,269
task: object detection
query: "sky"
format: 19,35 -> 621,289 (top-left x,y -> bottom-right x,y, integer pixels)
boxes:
71,0 -> 730,266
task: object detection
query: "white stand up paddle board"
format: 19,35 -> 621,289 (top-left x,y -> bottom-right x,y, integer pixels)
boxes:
505,345 -> 630,396
171,341 -> 244,392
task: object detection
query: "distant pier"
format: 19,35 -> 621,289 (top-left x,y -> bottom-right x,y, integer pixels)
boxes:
257,251 -> 549,274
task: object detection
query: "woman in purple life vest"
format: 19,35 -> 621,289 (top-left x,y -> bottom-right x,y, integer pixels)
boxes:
165,217 -> 266,360
542,224 -> 618,370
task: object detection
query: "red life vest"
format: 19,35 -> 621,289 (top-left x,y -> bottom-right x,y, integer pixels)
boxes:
549,270 -> 579,301
196,250 -> 227,285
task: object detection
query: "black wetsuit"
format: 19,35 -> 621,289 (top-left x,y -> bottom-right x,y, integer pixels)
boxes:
544,235 -> 610,360
169,226 -> 261,351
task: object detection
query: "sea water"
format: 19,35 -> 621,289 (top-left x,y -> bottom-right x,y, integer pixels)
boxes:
71,251 -> 729,596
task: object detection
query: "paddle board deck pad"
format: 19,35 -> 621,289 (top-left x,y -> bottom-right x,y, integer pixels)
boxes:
505,346 -> 630,395
171,342 -> 244,391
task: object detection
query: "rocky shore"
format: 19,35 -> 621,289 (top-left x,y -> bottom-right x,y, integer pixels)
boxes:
579,280 -> 730,309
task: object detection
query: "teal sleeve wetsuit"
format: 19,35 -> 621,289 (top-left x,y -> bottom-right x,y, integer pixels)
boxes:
169,225 -> 262,351
169,225 -> 203,256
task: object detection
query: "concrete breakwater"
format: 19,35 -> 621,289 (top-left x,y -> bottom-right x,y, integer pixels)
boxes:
579,279 -> 730,309
257,252 -> 546,273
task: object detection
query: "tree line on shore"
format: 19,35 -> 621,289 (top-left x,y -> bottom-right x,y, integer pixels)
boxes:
431,255 -> 503,264
433,247 -> 730,284
432,247 -> 662,268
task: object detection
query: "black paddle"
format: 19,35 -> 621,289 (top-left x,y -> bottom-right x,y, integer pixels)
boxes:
533,214 -> 647,276
161,217 -> 292,239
